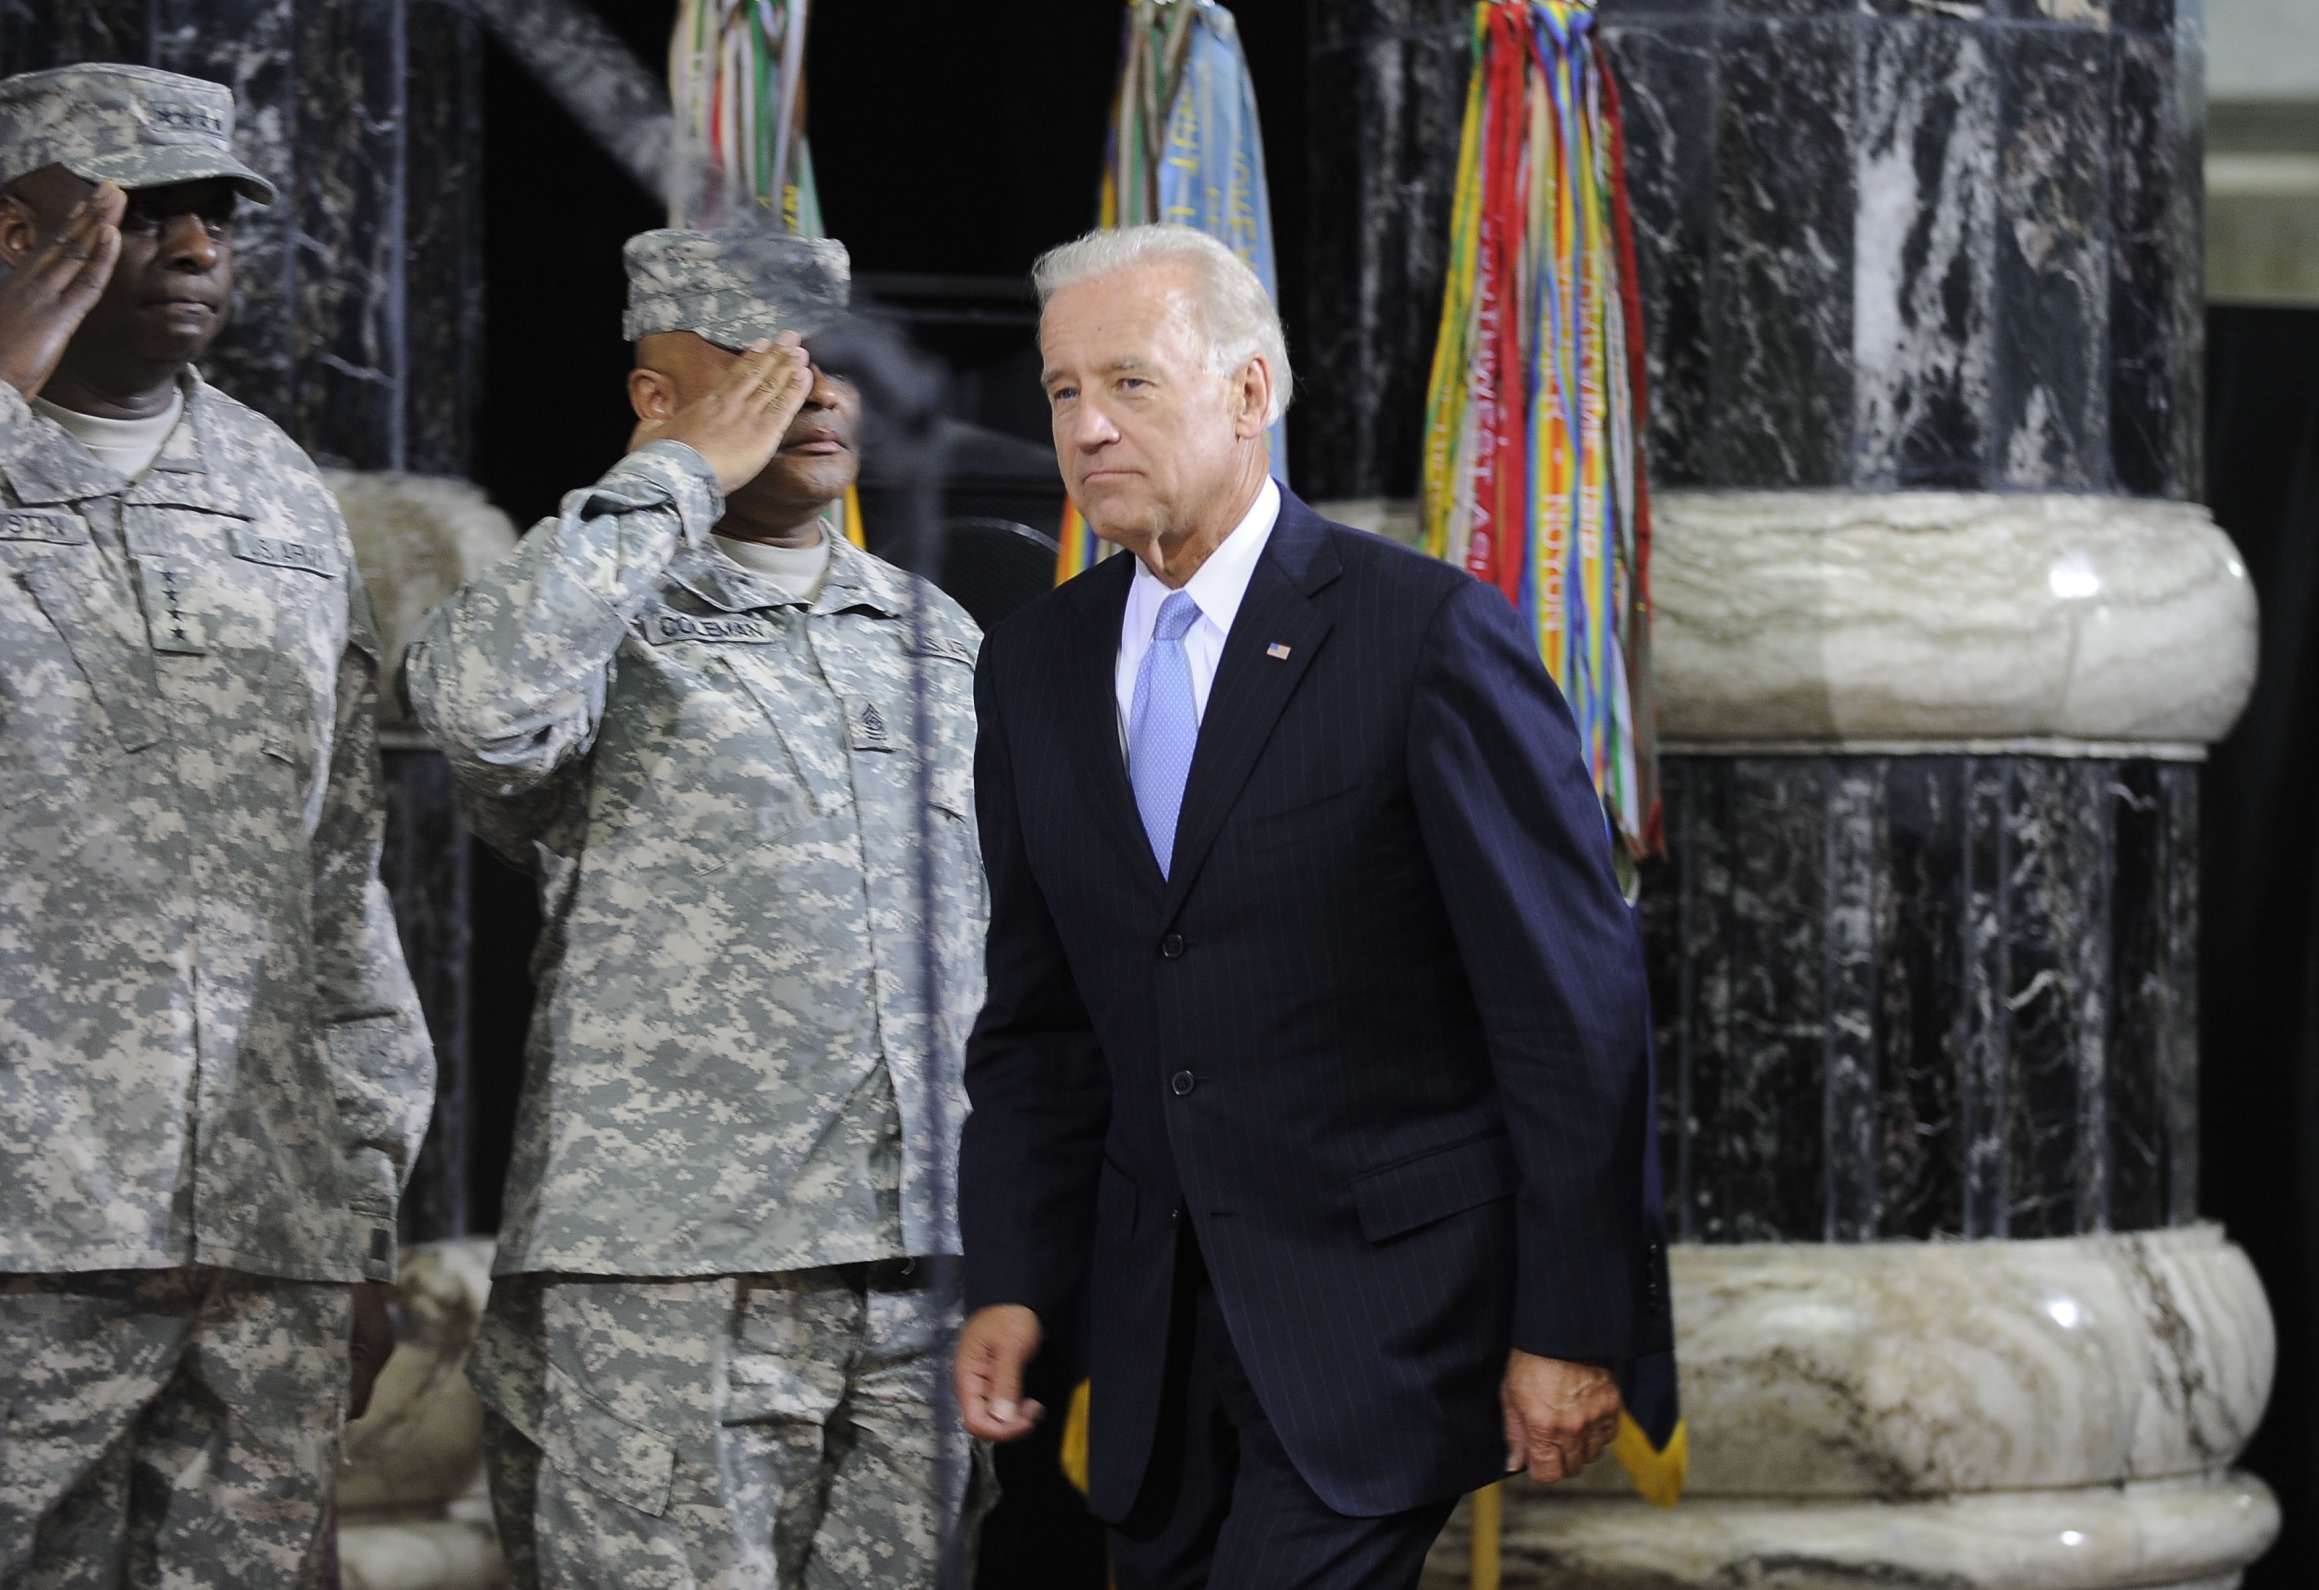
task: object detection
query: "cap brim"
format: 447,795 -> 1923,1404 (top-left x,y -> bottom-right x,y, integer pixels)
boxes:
67,148 -> 276,206
690,308 -> 845,351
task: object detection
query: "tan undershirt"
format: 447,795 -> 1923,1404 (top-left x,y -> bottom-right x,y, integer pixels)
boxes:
33,390 -> 184,482
713,525 -> 832,601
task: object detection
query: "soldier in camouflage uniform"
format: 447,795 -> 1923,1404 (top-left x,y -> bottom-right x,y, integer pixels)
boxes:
0,65 -> 437,1589
405,230 -> 989,1590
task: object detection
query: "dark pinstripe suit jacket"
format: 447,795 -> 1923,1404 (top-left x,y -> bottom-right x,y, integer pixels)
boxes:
960,490 -> 1670,1521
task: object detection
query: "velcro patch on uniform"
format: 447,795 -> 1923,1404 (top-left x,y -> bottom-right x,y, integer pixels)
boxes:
912,635 -> 979,668
137,561 -> 208,654
852,699 -> 894,752
646,609 -> 780,645
0,508 -> 87,544
231,527 -> 340,576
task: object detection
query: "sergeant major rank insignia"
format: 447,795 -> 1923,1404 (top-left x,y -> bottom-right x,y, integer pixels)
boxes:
852,699 -> 893,752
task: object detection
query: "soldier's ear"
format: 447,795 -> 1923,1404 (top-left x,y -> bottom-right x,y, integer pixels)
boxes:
0,193 -> 41,270
627,364 -> 677,424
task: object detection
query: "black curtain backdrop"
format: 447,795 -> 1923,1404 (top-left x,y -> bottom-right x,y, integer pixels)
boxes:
2204,303 -> 2319,1588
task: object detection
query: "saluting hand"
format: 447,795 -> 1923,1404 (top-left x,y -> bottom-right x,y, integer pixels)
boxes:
1501,1349 -> 1622,1485
629,332 -> 815,495
0,181 -> 125,400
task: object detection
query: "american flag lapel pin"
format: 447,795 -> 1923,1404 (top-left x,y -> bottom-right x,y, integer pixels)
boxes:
1266,642 -> 1292,660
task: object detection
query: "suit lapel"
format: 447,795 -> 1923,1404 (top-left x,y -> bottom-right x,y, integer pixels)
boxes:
1162,498 -> 1340,919
1057,554 -> 1164,891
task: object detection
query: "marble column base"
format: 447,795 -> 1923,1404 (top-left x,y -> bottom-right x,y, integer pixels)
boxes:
337,1240 -> 494,1516
1417,1231 -> 2279,1587
336,1240 -> 501,1590
1307,490 -> 2260,752
1421,1472 -> 2279,1590
337,1518 -> 502,1590
1597,1230 -> 2272,1498
1649,491 -> 2256,750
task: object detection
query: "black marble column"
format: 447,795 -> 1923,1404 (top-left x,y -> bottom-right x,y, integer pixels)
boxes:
1300,0 -> 2204,501
1641,755 -> 2200,1243
0,0 -> 485,474
1302,0 -> 1471,499
1304,0 -> 2216,1253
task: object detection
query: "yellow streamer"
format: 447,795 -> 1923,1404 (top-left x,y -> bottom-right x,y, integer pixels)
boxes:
1060,1378 -> 1093,1495
1611,1410 -> 1688,1509
1468,1481 -> 1503,1590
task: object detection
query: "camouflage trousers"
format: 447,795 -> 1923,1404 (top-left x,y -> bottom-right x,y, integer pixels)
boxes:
472,1260 -> 989,1590
0,1267 -> 350,1590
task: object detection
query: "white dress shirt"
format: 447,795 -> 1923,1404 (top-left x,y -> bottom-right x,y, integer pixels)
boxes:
1116,476 -> 1281,756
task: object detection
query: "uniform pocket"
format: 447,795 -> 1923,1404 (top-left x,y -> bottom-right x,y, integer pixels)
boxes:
1350,1131 -> 1519,1243
541,1365 -> 675,1516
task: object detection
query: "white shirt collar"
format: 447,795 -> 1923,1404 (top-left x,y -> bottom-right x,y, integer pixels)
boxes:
1116,476 -> 1282,742
1124,474 -> 1281,648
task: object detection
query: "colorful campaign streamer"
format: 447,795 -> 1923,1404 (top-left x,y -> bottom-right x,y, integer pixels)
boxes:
670,0 -> 823,234
1421,0 -> 1660,866
668,0 -> 862,545
1425,5 -> 1681,1541
1056,0 -> 1289,584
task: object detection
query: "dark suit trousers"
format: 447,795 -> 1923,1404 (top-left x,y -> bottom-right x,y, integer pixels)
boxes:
1109,1235 -> 1459,1590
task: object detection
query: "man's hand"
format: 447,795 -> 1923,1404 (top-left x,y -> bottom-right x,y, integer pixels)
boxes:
348,1279 -> 396,1421
955,1304 -> 1045,1443
1501,1349 -> 1621,1484
0,181 -> 124,399
631,333 -> 814,494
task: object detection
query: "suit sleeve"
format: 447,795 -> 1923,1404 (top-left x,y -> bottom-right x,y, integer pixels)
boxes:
1407,577 -> 1666,1362
957,634 -> 1113,1324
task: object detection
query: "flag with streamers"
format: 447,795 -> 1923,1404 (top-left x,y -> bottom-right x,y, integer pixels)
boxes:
668,0 -> 864,547
1421,0 -> 1659,865
670,0 -> 822,233
1055,0 -> 1288,584
1425,3 -> 1681,1549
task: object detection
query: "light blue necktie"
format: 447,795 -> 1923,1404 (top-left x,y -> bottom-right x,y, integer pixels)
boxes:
1129,590 -> 1202,878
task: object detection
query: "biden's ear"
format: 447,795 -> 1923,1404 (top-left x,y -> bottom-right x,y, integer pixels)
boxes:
1232,356 -> 1274,441
627,364 -> 678,425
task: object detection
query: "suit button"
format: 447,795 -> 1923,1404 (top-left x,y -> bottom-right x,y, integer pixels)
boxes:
1159,933 -> 1186,960
1171,1070 -> 1196,1096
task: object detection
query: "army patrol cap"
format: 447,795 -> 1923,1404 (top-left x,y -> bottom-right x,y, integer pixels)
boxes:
0,64 -> 274,204
623,228 -> 849,349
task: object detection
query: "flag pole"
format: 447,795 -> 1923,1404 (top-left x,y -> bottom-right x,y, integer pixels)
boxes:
1470,1481 -> 1503,1590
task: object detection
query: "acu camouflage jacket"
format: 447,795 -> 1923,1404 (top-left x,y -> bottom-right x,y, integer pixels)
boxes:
404,442 -> 985,1278
0,372 -> 435,1284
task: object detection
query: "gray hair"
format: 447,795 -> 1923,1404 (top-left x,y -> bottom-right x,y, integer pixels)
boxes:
1032,224 -> 1293,425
